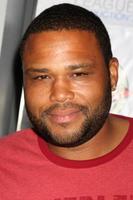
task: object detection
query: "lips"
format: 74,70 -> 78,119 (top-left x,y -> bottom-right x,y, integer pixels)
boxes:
47,109 -> 81,124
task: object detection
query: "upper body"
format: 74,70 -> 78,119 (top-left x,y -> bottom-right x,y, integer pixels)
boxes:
0,114 -> 133,200
0,3 -> 133,199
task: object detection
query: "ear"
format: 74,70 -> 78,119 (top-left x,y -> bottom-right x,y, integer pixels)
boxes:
109,57 -> 119,91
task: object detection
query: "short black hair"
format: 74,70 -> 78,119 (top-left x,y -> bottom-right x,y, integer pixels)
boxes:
20,3 -> 113,65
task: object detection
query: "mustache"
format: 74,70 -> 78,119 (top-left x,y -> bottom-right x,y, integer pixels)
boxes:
41,102 -> 88,116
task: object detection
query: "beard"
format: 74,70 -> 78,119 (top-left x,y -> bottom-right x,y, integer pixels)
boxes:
25,79 -> 112,148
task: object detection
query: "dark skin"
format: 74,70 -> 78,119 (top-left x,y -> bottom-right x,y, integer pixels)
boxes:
23,30 -> 129,160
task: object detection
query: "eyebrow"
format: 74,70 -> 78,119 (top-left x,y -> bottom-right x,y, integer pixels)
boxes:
68,63 -> 94,70
24,62 -> 95,74
24,68 -> 49,74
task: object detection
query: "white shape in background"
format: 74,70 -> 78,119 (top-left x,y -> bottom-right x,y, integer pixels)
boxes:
111,65 -> 129,114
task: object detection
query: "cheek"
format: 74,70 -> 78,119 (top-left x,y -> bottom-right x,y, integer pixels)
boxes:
24,84 -> 50,115
73,80 -> 106,105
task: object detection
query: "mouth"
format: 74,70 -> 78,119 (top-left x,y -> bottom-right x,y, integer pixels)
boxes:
47,109 -> 81,124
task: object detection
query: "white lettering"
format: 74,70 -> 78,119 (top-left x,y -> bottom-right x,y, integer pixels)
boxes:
115,0 -> 126,12
103,0 -> 113,10
127,0 -> 133,13
83,0 -> 95,7
94,0 -> 102,9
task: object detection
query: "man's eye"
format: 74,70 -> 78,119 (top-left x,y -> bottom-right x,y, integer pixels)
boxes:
33,75 -> 50,80
72,72 -> 89,77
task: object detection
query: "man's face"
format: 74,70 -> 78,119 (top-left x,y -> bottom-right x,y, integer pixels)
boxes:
23,30 -> 117,147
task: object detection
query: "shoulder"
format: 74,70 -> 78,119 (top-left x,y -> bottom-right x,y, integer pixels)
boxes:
0,129 -> 35,143
0,129 -> 38,155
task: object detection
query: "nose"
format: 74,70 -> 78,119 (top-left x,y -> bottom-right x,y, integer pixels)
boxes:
50,78 -> 74,103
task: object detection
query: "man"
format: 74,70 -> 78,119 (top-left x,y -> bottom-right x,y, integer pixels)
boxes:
0,3 -> 133,200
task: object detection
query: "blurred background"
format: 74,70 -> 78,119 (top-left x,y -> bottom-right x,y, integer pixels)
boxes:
0,0 -> 133,136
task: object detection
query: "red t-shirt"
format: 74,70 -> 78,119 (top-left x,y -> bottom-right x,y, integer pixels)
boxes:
0,115 -> 133,200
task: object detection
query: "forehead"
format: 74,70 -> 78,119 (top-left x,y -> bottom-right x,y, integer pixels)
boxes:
23,30 -> 103,68
24,30 -> 100,51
